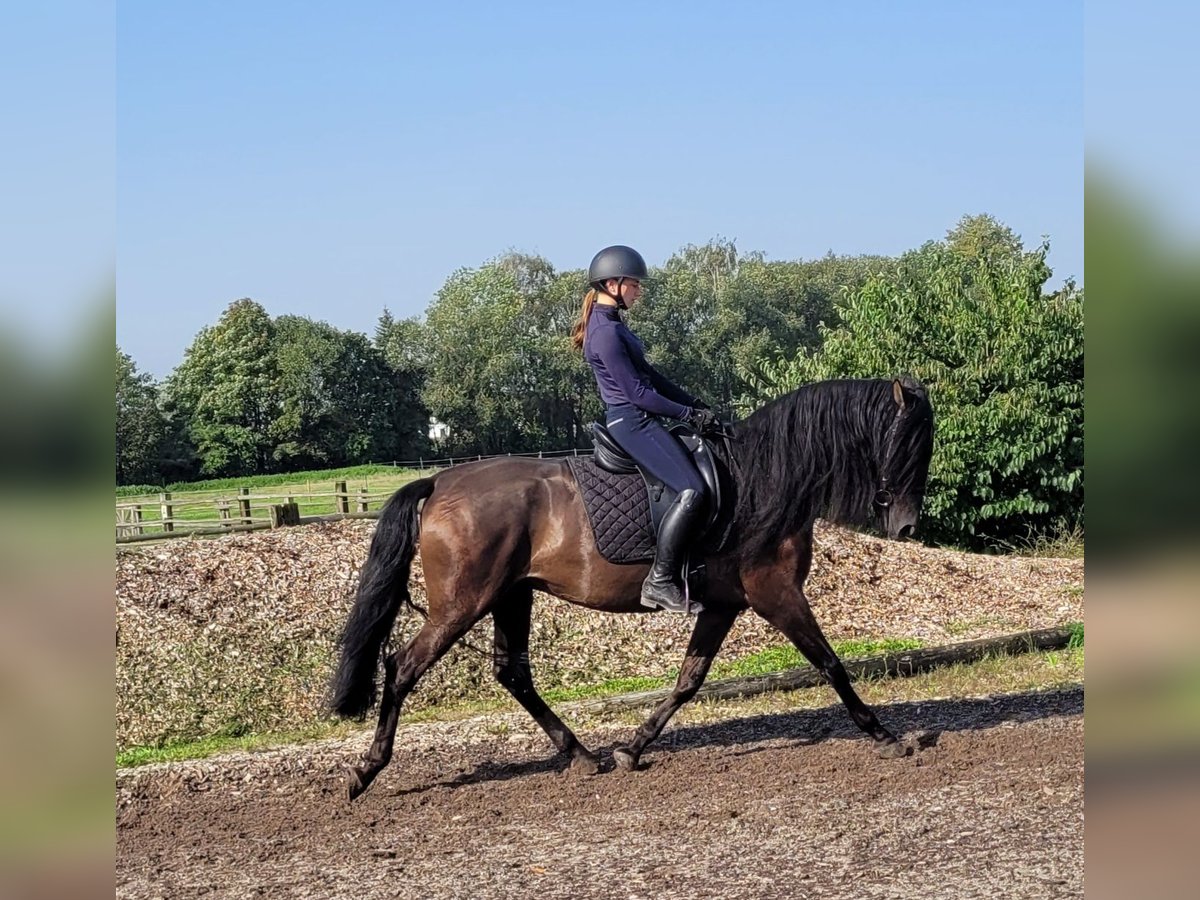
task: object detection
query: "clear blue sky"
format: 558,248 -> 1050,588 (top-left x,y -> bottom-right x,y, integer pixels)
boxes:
114,0 -> 1082,378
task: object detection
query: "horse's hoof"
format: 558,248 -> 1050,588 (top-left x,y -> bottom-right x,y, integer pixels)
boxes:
612,748 -> 640,771
570,751 -> 600,776
877,739 -> 912,760
346,771 -> 368,802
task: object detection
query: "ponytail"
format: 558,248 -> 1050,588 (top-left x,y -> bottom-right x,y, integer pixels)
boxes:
570,288 -> 600,351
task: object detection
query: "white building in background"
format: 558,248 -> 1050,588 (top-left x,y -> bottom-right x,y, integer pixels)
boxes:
428,417 -> 450,445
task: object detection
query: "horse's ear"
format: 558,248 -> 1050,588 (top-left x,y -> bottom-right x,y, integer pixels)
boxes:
892,378 -> 906,410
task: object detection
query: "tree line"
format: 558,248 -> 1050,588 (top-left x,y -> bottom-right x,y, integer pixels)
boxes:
117,214 -> 1083,548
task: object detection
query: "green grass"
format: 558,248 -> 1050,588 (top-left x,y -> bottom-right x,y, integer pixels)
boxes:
538,638 -> 925,705
998,524 -> 1085,559
115,464 -> 430,531
1067,620 -> 1084,649
117,634 -> 1083,769
544,675 -> 666,704
116,638 -> 926,767
116,722 -> 361,768
709,637 -> 925,680
116,630 -> 1084,769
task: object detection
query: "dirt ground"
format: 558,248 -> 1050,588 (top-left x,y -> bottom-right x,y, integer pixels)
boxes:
116,686 -> 1083,899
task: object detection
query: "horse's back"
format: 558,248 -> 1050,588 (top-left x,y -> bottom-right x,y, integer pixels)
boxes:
417,455 -> 645,609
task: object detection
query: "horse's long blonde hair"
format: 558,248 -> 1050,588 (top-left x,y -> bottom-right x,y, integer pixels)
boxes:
570,288 -> 601,351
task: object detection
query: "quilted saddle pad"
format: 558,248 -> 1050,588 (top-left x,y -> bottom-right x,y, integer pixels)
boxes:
565,455 -> 655,564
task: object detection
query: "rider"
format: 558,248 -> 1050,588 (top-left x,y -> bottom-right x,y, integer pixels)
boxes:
571,244 -> 720,613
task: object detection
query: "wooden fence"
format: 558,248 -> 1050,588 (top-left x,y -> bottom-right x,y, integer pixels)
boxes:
115,480 -> 392,543
115,448 -> 598,544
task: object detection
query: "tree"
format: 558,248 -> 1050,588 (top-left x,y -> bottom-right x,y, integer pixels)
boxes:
166,299 -> 280,477
376,309 -> 431,374
946,213 -> 1025,263
422,254 -> 596,454
375,309 -> 433,458
115,347 -> 169,485
272,316 -> 405,468
634,239 -> 888,415
740,222 -> 1083,548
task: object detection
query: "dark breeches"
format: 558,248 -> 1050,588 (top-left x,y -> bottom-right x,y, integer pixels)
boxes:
606,406 -> 707,499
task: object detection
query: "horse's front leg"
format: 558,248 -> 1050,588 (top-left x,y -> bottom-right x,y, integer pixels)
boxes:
613,605 -> 741,770
743,541 -> 910,758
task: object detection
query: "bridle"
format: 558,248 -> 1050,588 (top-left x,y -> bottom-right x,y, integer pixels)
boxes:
873,403 -> 907,513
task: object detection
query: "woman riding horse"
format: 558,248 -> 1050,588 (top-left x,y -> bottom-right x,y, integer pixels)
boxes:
330,271 -> 935,800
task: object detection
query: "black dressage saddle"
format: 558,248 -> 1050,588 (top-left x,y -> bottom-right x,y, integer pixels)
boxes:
588,421 -> 724,542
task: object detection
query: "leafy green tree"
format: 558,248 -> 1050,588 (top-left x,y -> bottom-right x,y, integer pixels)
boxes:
946,212 -> 1025,262
630,240 -> 753,414
272,316 -> 408,468
635,239 -> 887,414
166,299 -> 281,477
741,219 -> 1083,548
512,258 -> 604,448
115,347 -> 169,484
422,254 -> 597,454
376,309 -> 431,374
374,309 -> 433,458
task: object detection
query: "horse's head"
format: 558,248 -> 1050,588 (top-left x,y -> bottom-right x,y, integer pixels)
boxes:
874,378 -> 935,541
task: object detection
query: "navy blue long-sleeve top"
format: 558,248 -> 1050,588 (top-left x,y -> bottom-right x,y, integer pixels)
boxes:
583,303 -> 699,418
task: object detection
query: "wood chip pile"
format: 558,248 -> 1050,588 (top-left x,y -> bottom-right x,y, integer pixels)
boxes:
115,520 -> 1082,752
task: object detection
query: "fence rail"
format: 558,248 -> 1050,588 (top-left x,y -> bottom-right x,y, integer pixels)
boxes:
116,447 -> 596,543
117,481 -> 395,542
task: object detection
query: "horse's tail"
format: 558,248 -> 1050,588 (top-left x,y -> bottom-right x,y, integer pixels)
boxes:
329,476 -> 436,719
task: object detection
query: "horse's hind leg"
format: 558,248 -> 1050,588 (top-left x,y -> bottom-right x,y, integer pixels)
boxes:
348,616 -> 478,800
493,585 -> 599,775
613,605 -> 740,771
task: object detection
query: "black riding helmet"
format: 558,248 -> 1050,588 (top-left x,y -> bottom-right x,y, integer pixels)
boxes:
588,245 -> 649,310
588,245 -> 648,287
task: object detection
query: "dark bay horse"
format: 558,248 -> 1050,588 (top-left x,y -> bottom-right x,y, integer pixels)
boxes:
332,377 -> 934,799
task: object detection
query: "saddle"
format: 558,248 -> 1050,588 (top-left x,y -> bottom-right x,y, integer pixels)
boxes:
588,421 -> 724,544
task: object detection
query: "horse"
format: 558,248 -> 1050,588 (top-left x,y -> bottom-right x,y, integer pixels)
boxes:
331,376 -> 934,800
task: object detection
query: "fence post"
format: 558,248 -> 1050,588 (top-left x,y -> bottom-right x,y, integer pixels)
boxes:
159,491 -> 174,533
270,502 -> 301,528
132,504 -> 143,535
356,487 -> 369,513
238,487 -> 252,525
217,499 -> 232,526
335,480 -> 349,514
419,457 -> 424,473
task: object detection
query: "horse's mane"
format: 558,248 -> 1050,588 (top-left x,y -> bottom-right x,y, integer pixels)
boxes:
729,377 -> 934,564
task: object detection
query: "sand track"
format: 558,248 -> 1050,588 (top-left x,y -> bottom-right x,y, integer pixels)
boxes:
117,686 -> 1083,899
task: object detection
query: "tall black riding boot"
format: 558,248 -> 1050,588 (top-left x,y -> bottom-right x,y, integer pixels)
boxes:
641,489 -> 706,614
